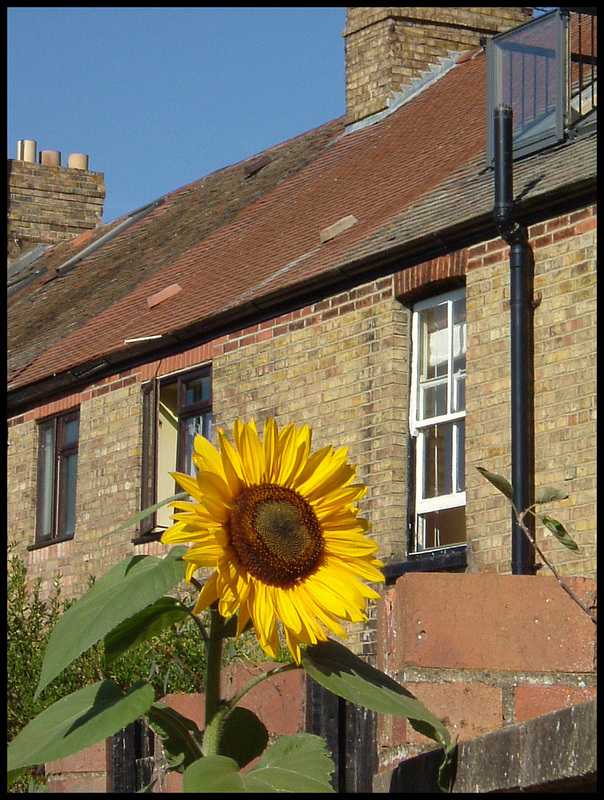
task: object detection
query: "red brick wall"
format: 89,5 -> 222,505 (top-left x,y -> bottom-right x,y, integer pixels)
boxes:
44,573 -> 596,788
376,573 -> 597,771
44,662 -> 305,793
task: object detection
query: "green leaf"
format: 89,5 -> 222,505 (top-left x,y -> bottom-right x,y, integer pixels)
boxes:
147,702 -> 203,773
475,467 -> 514,500
538,515 -> 580,552
7,681 -> 154,773
35,547 -> 188,700
218,707 -> 269,769
302,639 -> 450,749
182,734 -> 335,793
535,486 -> 569,504
104,597 -> 190,664
100,492 -> 188,540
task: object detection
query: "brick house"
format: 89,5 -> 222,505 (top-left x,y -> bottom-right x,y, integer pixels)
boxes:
7,8 -> 596,792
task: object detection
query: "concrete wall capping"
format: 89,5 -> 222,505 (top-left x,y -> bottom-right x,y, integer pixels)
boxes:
375,699 -> 597,792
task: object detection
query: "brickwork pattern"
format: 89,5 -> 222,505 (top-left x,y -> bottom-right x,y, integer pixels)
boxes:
344,7 -> 533,124
6,207 -> 596,606
466,207 -> 597,577
212,276 -> 409,658
376,573 -> 597,768
7,159 -> 105,263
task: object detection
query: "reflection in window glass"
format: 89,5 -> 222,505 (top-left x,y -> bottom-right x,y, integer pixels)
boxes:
36,410 -> 79,543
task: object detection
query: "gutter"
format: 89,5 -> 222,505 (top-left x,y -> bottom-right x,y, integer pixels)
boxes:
493,104 -> 535,575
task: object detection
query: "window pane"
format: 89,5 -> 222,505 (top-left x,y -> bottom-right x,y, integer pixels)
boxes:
418,506 -> 466,550
184,416 -> 204,476
37,423 -> 56,540
421,380 -> 447,419
185,374 -> 211,406
422,423 -> 453,498
453,372 -> 465,413
157,384 -> 179,528
452,295 -> 466,371
419,303 -> 449,380
456,422 -> 465,493
61,453 -> 78,537
63,418 -> 79,447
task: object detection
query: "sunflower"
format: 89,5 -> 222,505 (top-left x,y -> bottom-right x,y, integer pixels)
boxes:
161,418 -> 384,663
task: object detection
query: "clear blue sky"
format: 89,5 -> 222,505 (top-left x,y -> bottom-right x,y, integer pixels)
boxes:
7,7 -> 346,223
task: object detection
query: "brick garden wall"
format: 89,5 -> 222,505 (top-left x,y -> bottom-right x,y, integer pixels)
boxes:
376,572 -> 597,776
43,572 -> 596,791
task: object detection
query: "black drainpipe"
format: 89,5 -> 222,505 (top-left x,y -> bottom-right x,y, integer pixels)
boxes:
493,104 -> 535,575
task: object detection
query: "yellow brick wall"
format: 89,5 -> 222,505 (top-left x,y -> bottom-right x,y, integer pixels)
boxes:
466,206 -> 597,577
7,159 -> 105,263
7,205 -> 596,610
344,7 -> 533,124
213,276 -> 410,568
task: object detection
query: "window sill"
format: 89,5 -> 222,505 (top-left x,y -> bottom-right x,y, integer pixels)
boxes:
27,533 -> 75,551
382,544 -> 467,583
131,529 -> 167,546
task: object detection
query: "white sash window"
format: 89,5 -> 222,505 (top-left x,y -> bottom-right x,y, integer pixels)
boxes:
410,289 -> 466,551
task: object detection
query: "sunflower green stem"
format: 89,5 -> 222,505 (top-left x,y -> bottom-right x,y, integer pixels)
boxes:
203,605 -> 225,752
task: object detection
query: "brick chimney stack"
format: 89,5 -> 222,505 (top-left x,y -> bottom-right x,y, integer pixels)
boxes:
7,141 -> 106,265
343,7 -> 534,126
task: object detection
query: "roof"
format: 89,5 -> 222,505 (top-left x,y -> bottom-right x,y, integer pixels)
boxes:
7,48 -> 597,415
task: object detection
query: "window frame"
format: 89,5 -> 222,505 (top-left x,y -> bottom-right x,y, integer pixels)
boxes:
138,365 -> 212,539
409,288 -> 466,555
33,408 -> 80,547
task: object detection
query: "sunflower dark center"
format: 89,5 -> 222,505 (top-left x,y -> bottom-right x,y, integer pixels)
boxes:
230,483 -> 323,587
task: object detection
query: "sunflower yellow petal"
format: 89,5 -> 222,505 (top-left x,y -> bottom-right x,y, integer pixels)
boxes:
296,584 -> 348,640
297,448 -> 356,503
308,565 -> 369,621
218,429 -> 245,497
325,553 -> 385,586
313,484 -> 368,519
283,627 -> 302,665
182,541 -> 223,567
195,469 -> 233,507
170,471 -> 203,502
292,445 -> 334,492
323,531 -> 379,557
262,418 -> 279,483
236,600 -> 252,639
192,434 -> 225,479
275,424 -> 311,487
234,419 -> 264,485
272,587 -> 303,636
251,581 -> 279,658
320,515 -> 371,534
192,572 -> 219,614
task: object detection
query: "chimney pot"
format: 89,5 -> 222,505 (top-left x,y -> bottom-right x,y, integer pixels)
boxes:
68,153 -> 89,170
40,150 -> 62,167
17,139 -> 37,163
